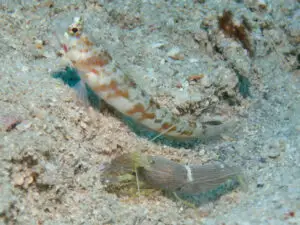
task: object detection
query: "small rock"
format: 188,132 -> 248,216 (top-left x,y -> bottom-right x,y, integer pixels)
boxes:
167,47 -> 184,60
187,74 -> 205,83
244,0 -> 268,11
80,121 -> 87,129
151,42 -> 166,49
262,139 -> 286,159
267,148 -> 281,159
31,108 -> 47,119
198,149 -> 206,156
35,39 -> 44,49
199,75 -> 211,87
257,0 -> 268,10
16,120 -> 32,131
193,30 -> 208,43
13,174 -> 25,186
257,183 -> 264,188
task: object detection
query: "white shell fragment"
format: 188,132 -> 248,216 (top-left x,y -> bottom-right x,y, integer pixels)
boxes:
167,47 -> 184,60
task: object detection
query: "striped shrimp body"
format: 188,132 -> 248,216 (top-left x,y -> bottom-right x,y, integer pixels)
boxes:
61,17 -> 236,140
100,151 -> 244,195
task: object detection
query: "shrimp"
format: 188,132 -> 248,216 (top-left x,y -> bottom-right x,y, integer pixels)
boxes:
57,16 -> 238,141
100,151 -> 245,202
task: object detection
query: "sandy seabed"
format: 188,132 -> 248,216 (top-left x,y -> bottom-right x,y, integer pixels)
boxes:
0,0 -> 299,224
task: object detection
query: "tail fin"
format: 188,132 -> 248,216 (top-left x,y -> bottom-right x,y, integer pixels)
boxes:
178,163 -> 244,194
136,155 -> 244,194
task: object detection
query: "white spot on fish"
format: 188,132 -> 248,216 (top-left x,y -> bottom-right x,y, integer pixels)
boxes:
184,165 -> 193,182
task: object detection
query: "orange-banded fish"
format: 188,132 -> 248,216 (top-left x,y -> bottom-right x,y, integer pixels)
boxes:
57,16 -> 238,140
100,151 -> 245,196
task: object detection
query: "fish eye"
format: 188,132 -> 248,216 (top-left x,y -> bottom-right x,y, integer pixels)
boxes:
72,27 -> 78,33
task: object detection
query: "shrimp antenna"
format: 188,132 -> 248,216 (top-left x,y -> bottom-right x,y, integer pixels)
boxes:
135,165 -> 141,201
150,124 -> 176,142
133,124 -> 175,200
